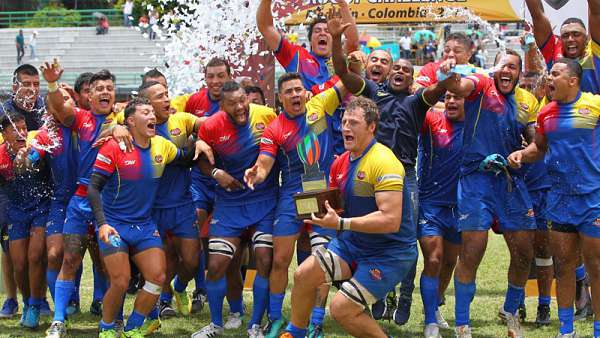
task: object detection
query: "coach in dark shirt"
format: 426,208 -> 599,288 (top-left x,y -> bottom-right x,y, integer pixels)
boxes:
0,64 -> 45,131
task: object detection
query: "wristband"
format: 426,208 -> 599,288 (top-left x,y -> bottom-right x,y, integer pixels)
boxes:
47,81 -> 58,93
337,217 -> 343,231
211,168 -> 221,177
339,218 -> 351,231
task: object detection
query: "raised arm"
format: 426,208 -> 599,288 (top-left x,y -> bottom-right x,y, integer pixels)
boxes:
588,0 -> 600,44
525,0 -> 553,46
436,60 -> 476,98
337,1 -> 359,54
40,60 -> 76,127
329,18 -> 364,94
257,0 -> 282,51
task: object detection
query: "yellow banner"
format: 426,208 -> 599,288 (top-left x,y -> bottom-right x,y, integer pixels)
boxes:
279,0 -> 521,25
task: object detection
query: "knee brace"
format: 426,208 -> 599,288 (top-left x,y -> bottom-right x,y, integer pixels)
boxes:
340,278 -> 377,310
252,231 -> 273,249
208,238 -> 236,259
142,280 -> 162,295
313,245 -> 343,284
309,231 -> 331,253
535,257 -> 553,267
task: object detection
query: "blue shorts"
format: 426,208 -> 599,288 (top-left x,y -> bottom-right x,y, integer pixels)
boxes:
0,192 -> 8,226
210,200 -> 275,238
529,189 -> 549,231
1,224 -> 9,253
64,195 -> 95,236
98,221 -> 163,256
191,177 -> 215,212
46,198 -> 69,237
417,203 -> 461,244
152,203 -> 198,239
327,238 -> 417,302
7,205 -> 48,241
545,189 -> 600,238
457,172 -> 535,232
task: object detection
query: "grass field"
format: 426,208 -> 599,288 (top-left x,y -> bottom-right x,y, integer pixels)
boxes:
0,233 -> 594,337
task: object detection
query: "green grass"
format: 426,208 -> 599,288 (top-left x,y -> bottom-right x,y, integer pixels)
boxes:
0,234 -> 594,337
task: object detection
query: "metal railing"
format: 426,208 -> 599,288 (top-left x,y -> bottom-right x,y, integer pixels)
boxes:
0,8 -> 120,28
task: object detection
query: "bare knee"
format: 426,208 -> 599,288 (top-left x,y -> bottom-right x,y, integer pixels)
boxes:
330,294 -> 357,324
110,273 -> 131,293
206,257 -> 228,281
255,250 -> 272,276
272,251 -> 291,272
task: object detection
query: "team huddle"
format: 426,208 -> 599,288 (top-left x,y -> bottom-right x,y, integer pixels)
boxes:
0,0 -> 599,337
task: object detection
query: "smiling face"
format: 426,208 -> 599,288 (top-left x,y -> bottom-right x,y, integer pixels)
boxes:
90,79 -> 115,115
493,54 -> 521,95
2,119 -> 27,152
309,22 -> 332,57
205,64 -> 231,100
278,78 -> 307,117
366,50 -> 392,84
13,73 -> 40,112
560,22 -> 588,59
127,104 -> 157,139
221,88 -> 250,126
144,83 -> 171,123
387,59 -> 414,93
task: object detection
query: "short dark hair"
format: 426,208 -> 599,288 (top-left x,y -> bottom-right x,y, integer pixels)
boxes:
137,80 -> 163,99
555,57 -> 583,82
74,72 -> 94,94
245,86 -> 265,104
220,81 -> 242,100
90,69 -> 116,87
124,97 -> 151,121
562,17 -> 586,30
205,57 -> 231,76
345,96 -> 379,128
494,49 -> 523,72
277,72 -> 303,91
142,68 -> 165,84
307,17 -> 328,42
0,112 -> 25,132
446,32 -> 473,49
13,64 -> 38,84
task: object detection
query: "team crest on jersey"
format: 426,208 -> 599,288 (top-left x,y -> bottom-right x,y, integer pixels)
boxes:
519,103 -> 529,111
154,155 -> 163,163
578,108 -> 591,116
595,218 -> 600,227
308,113 -> 318,122
526,209 -> 535,217
104,118 -> 113,124
170,128 -> 181,136
369,268 -> 382,281
255,122 -> 265,131
357,171 -> 366,180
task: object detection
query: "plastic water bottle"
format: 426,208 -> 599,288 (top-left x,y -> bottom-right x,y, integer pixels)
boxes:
108,234 -> 121,248
27,149 -> 40,163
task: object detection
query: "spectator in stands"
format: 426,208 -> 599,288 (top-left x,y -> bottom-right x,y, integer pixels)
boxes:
123,0 -> 134,27
149,10 -> 159,40
16,30 -> 25,65
416,36 -> 426,65
399,33 -> 412,59
28,31 -> 38,61
139,15 -> 149,36
96,17 -> 109,35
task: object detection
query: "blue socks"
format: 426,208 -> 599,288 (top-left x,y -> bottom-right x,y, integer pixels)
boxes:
310,307 -> 325,326
29,297 -> 42,309
124,310 -> 145,332
576,264 -> 586,281
147,306 -> 159,320
160,291 -> 173,304
195,250 -> 207,293
296,249 -> 311,266
594,320 -> 600,337
269,293 -> 285,321
46,269 -> 59,302
420,275 -> 439,325
558,307 -> 574,334
503,284 -> 524,315
284,323 -> 307,338
206,277 -> 227,327
538,295 -> 551,306
173,275 -> 187,293
53,280 -> 74,322
249,275 -> 269,328
92,266 -> 108,302
99,320 -> 115,331
454,278 -> 475,327
228,297 -> 244,315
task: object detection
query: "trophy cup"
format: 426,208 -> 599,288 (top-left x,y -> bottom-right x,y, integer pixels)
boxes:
293,133 -> 343,219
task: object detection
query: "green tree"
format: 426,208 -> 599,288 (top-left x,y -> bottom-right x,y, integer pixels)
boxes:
21,4 -> 82,28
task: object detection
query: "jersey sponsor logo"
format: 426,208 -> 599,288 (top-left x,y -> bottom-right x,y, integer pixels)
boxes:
357,171 -> 366,180
97,153 -> 112,165
219,135 -> 231,142
170,128 -> 181,136
154,155 -> 163,163
0,163 -> 9,170
283,131 -> 293,140
104,118 -> 113,124
369,268 -> 382,281
124,159 -> 136,166
416,76 -> 430,82
519,103 -> 529,112
82,122 -> 92,129
256,122 -> 265,131
195,109 -> 206,116
578,108 -> 591,116
336,173 -> 344,181
308,113 -> 318,122
260,137 -> 273,145
376,91 -> 388,97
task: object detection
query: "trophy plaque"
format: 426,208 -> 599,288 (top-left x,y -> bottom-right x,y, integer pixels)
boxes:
293,133 -> 343,219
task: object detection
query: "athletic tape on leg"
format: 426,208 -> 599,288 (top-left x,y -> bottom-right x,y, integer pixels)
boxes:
309,231 -> 331,253
313,246 -> 343,284
208,238 -> 236,259
535,257 -> 553,267
340,278 -> 377,310
143,281 -> 162,295
252,231 -> 273,249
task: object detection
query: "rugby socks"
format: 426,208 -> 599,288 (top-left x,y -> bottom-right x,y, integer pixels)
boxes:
194,250 -> 207,293
454,278 -> 475,327
269,292 -> 285,321
538,295 -> 551,306
420,275 -> 439,325
173,276 -> 187,293
206,277 -> 227,327
558,307 -> 574,335
228,297 -> 244,315
249,275 -> 269,328
124,310 -> 145,332
310,307 -> 325,326
594,320 -> 600,337
296,249 -> 311,266
503,283 -> 524,315
53,280 -> 74,322
147,305 -> 159,320
71,264 -> 83,303
28,297 -> 42,309
46,269 -> 59,301
92,266 -> 108,302
284,323 -> 307,338
576,264 -> 586,281
159,290 -> 173,304
99,320 -> 115,331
